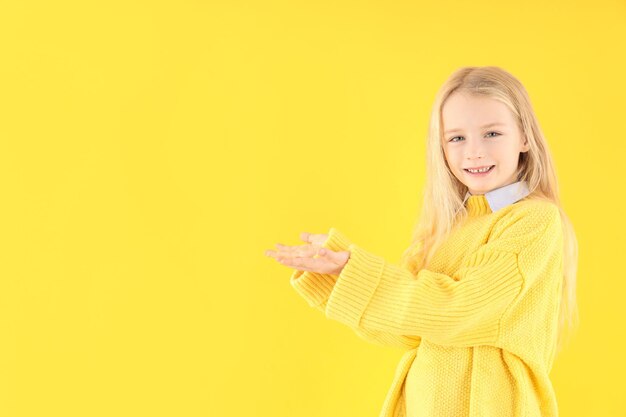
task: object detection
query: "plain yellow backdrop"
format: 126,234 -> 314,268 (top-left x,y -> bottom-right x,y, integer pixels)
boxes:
0,0 -> 624,416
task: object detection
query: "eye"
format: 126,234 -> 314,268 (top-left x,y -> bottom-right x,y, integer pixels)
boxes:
448,131 -> 501,142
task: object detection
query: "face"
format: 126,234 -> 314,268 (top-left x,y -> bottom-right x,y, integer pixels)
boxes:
441,92 -> 530,195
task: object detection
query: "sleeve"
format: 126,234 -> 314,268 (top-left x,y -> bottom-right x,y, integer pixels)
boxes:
290,227 -> 422,350
323,203 -> 561,347
289,227 -> 352,309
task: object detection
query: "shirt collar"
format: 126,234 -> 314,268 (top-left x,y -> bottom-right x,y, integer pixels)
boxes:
463,180 -> 531,213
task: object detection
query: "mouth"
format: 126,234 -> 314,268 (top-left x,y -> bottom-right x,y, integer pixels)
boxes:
464,165 -> 495,175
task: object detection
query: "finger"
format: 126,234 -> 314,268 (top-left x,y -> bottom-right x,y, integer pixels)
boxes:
278,243 -> 318,258
313,247 -> 329,259
275,243 -> 307,253
265,249 -> 284,259
302,232 -> 329,247
267,245 -> 317,262
274,243 -> 298,256
266,248 -> 294,260
280,255 -> 323,272
318,248 -> 350,266
300,232 -> 312,243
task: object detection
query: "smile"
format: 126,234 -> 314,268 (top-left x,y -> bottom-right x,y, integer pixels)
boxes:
464,165 -> 495,175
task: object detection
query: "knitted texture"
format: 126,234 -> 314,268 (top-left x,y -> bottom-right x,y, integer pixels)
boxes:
290,195 -> 564,417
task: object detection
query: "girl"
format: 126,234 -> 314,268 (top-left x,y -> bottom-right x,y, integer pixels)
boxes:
264,66 -> 579,417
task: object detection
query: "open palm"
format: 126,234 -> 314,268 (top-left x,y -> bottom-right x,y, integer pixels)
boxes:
265,231 -> 350,275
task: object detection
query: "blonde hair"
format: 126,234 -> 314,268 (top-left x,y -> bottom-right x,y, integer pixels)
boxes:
400,66 -> 579,354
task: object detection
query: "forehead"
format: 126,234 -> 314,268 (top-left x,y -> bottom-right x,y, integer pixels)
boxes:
442,93 -> 515,129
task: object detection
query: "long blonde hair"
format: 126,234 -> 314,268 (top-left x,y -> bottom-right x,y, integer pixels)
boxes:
400,66 -> 579,354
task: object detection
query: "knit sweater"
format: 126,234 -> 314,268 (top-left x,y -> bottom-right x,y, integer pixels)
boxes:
289,186 -> 564,417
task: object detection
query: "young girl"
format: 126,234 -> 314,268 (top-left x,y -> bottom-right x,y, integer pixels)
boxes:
264,66 -> 579,417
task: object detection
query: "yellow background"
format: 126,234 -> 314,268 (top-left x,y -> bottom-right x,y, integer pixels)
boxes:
0,0 -> 624,416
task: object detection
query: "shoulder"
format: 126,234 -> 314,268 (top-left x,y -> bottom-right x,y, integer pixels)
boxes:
487,198 -> 561,253
503,197 -> 560,228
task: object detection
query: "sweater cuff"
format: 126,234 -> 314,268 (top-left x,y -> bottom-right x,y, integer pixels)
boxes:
325,243 -> 384,327
290,227 -> 354,307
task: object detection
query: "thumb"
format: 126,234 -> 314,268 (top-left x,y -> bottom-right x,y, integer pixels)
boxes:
318,247 -> 349,265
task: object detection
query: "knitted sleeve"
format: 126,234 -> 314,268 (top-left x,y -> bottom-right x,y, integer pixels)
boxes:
304,203 -> 560,347
291,227 -> 422,350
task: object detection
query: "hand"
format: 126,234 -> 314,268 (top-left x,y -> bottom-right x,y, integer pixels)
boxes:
265,231 -> 350,275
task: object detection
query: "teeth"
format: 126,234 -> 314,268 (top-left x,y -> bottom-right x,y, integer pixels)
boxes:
467,166 -> 492,173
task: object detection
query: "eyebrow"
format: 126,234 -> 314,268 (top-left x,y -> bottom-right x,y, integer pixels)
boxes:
444,122 -> 506,135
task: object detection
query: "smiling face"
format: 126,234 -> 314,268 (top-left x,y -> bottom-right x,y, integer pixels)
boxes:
441,92 -> 530,195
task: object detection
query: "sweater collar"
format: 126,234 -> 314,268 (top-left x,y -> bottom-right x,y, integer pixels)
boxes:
463,180 -> 531,216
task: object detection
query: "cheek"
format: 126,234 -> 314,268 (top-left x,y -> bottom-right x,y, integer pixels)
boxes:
486,146 -> 508,160
444,148 -> 461,165
494,149 -> 518,162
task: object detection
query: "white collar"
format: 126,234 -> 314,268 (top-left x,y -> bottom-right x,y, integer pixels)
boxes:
463,180 -> 531,212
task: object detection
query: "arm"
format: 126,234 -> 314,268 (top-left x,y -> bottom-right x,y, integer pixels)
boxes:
324,203 -> 562,347
290,227 -> 422,350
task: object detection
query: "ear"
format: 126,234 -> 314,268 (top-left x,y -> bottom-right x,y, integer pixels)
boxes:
521,136 -> 530,152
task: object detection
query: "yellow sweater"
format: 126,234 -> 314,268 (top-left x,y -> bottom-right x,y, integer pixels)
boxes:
290,193 -> 564,417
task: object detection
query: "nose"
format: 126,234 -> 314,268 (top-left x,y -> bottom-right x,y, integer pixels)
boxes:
465,137 -> 486,160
